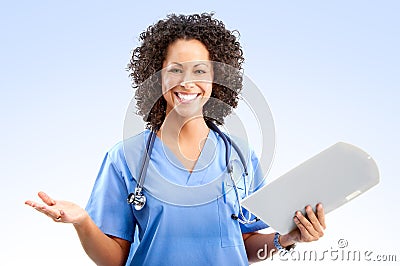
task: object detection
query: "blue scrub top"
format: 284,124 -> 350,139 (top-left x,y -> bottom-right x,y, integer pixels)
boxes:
86,130 -> 268,266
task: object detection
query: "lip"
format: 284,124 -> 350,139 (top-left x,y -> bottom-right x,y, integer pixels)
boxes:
174,91 -> 201,103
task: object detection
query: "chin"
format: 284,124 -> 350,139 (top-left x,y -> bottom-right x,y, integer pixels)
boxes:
164,100 -> 205,120
173,105 -> 203,119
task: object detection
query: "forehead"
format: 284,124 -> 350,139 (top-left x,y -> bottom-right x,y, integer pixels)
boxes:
163,39 -> 210,66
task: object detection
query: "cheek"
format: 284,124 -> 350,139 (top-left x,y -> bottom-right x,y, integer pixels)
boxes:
161,78 -> 172,101
162,76 -> 180,94
204,83 -> 213,97
162,89 -> 173,104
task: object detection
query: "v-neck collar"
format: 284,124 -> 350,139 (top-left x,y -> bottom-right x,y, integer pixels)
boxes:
152,130 -> 218,186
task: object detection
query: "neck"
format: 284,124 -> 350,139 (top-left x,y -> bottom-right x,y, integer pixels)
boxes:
157,111 -> 210,172
159,112 -> 209,142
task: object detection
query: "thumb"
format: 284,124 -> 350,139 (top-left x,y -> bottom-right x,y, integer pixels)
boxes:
38,191 -> 56,206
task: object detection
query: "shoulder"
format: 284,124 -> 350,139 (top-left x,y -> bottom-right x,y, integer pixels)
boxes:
216,131 -> 256,162
106,130 -> 150,165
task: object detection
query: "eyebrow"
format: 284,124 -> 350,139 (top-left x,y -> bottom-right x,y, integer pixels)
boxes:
193,63 -> 210,68
168,62 -> 211,68
169,62 -> 183,67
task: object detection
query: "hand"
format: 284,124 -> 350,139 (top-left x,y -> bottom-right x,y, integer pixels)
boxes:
25,191 -> 88,225
282,203 -> 326,245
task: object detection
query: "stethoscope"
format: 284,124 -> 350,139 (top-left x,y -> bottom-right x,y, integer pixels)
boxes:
127,121 -> 259,224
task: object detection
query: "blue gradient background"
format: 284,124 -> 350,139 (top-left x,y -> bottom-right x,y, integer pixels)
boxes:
1,1 -> 398,265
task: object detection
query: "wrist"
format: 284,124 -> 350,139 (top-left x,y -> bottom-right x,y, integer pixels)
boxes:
274,232 -> 296,251
279,233 -> 296,248
73,210 -> 90,227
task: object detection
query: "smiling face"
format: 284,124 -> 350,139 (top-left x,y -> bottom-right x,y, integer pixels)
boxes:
161,39 -> 213,119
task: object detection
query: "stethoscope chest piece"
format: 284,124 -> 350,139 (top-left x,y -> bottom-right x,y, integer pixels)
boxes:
127,187 -> 147,211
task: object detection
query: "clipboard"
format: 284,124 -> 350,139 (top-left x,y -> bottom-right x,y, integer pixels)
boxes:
241,142 -> 380,234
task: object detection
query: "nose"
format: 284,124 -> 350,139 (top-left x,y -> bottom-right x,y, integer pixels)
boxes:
179,71 -> 195,90
179,81 -> 195,90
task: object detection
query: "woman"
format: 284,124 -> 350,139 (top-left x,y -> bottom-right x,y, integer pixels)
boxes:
25,13 -> 325,265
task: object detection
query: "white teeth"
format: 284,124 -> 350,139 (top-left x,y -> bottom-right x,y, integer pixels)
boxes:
177,92 -> 198,101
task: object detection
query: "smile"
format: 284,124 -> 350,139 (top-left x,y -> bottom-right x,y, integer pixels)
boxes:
174,92 -> 201,103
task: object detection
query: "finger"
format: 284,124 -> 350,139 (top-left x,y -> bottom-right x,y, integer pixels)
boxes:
39,205 -> 61,221
53,214 -> 63,222
38,191 -> 56,206
25,200 -> 48,212
29,202 -> 51,216
316,203 -> 326,229
55,210 -> 66,222
25,200 -> 47,211
25,200 -> 37,208
293,216 -> 312,242
25,200 -> 62,222
295,211 -> 319,239
305,206 -> 324,237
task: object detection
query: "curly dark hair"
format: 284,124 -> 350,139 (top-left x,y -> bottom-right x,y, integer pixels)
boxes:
127,13 -> 244,130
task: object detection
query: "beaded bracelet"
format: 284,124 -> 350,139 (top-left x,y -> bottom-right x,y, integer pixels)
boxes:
273,232 -> 296,252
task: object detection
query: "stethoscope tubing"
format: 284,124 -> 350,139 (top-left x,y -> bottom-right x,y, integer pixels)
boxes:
128,121 -> 258,224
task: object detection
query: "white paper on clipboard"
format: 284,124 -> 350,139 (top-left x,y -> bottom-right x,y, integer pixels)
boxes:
241,142 -> 380,235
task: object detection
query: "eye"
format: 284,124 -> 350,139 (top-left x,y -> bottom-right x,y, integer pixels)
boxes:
168,68 -> 183,74
194,69 -> 207,74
